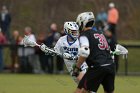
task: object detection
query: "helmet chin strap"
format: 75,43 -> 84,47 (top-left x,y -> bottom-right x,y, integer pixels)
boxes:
68,34 -> 77,42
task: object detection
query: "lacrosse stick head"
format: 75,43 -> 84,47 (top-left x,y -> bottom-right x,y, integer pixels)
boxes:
23,35 -> 39,47
115,44 -> 128,55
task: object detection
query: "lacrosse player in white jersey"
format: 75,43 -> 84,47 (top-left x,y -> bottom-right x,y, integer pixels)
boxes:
23,21 -> 88,83
53,21 -> 88,83
22,22 -> 87,92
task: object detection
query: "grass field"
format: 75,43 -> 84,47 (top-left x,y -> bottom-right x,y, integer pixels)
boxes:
0,74 -> 140,93
118,48 -> 140,73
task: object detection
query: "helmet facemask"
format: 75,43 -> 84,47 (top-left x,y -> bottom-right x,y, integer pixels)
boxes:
68,29 -> 79,40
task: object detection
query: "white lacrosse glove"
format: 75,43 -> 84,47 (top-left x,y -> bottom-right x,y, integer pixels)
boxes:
63,53 -> 72,59
63,53 -> 78,60
39,43 -> 49,53
114,49 -> 121,55
40,43 -> 58,56
110,48 -> 122,55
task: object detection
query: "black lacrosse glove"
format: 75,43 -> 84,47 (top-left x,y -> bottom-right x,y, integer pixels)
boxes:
72,64 -> 80,77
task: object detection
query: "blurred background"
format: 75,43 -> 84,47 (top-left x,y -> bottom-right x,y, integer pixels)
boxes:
0,0 -> 140,75
0,0 -> 140,39
0,0 -> 139,76
0,0 -> 140,93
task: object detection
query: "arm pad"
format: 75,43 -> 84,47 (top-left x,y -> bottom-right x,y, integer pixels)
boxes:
79,46 -> 90,57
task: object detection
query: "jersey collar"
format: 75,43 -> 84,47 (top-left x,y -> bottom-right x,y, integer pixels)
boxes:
67,36 -> 77,46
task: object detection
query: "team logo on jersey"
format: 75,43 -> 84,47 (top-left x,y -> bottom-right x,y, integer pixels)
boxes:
63,46 -> 78,56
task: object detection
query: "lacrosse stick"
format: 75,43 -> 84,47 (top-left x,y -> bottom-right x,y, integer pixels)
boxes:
23,35 -> 40,47
23,35 -> 78,60
115,44 -> 128,55
111,44 -> 128,59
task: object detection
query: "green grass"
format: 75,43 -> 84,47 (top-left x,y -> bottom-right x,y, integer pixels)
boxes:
0,74 -> 140,93
118,48 -> 140,73
119,40 -> 140,45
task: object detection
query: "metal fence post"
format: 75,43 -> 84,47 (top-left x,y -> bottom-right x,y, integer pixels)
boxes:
124,54 -> 128,76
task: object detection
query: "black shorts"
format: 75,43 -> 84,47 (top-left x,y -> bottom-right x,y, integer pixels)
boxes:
78,63 -> 115,92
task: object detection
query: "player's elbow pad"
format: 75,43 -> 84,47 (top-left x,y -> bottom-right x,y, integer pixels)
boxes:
79,47 -> 90,57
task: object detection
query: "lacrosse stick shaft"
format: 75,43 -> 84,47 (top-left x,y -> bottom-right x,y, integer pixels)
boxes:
36,44 -> 40,47
35,43 -> 61,56
23,36 -> 77,60
39,44 -> 78,60
23,35 -> 60,55
38,43 -> 62,56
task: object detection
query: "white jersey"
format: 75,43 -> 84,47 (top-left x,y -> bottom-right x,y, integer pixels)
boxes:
54,35 -> 88,74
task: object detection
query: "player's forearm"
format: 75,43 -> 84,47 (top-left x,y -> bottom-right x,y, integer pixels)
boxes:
76,46 -> 90,68
76,56 -> 86,68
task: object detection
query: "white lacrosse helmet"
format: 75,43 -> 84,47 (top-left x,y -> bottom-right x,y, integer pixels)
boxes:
76,12 -> 95,31
64,21 -> 79,40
